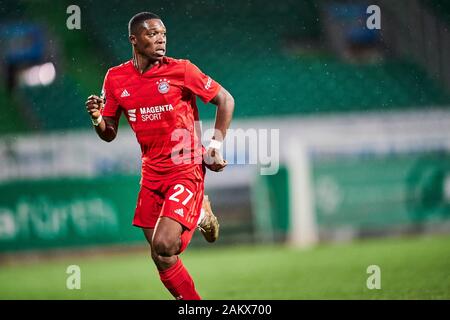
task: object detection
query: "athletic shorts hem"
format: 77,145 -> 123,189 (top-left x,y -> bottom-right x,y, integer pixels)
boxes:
132,222 -> 155,229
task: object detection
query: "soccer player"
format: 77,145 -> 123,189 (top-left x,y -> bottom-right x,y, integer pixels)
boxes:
85,12 -> 234,300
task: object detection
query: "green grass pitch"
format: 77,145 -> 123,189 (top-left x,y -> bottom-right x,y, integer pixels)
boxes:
1,234 -> 449,299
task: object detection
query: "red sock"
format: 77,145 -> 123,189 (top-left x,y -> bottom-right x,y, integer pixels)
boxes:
159,258 -> 201,300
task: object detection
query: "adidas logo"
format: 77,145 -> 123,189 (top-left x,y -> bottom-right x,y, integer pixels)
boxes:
121,89 -> 130,97
204,77 -> 212,90
174,208 -> 184,217
128,109 -> 136,122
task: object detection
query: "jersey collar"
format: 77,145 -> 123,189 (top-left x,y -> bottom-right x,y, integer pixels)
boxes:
130,57 -> 169,76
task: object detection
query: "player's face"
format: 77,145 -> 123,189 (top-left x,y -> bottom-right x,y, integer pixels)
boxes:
132,19 -> 167,60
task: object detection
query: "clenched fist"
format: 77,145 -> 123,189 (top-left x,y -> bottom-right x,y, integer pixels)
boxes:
85,95 -> 104,120
203,147 -> 228,172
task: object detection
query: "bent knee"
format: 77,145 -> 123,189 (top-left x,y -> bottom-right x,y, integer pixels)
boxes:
152,237 -> 180,257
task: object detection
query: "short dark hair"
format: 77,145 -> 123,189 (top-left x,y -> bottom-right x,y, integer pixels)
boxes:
128,12 -> 161,36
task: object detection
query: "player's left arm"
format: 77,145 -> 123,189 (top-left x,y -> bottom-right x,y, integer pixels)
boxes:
205,87 -> 235,172
183,60 -> 235,172
210,87 -> 234,142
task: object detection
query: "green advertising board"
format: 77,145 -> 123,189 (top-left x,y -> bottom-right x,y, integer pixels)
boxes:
312,151 -> 450,230
255,151 -> 450,242
0,176 -> 145,252
252,166 -> 290,241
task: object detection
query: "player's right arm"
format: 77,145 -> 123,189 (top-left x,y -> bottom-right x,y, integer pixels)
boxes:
86,70 -> 121,142
85,94 -> 119,142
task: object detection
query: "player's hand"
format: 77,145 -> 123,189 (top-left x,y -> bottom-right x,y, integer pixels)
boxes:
204,147 -> 228,172
85,95 -> 104,120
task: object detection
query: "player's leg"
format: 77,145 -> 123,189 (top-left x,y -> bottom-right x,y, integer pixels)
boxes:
133,182 -> 200,300
142,225 -> 195,299
152,174 -> 206,300
152,216 -> 200,300
151,217 -> 182,269
142,227 -> 176,271
133,184 -> 186,296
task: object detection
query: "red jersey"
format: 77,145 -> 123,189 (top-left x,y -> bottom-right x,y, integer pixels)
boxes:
101,57 -> 221,187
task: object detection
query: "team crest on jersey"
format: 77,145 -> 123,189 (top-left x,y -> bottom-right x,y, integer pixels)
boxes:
156,79 -> 170,94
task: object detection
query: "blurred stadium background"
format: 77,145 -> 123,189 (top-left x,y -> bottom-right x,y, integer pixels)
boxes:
0,0 -> 449,299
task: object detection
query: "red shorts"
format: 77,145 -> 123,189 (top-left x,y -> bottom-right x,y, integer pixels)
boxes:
133,165 -> 205,232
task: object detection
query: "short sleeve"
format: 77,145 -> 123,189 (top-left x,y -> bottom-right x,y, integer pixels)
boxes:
100,70 -> 120,118
184,61 -> 221,103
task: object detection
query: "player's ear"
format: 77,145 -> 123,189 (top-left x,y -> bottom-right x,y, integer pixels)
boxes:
129,34 -> 137,45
